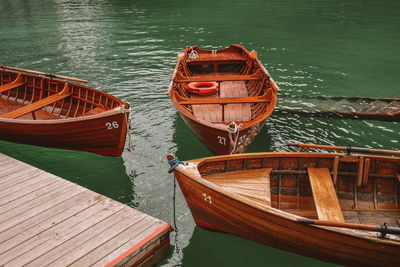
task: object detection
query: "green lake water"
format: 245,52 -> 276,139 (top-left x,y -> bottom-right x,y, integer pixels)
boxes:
0,0 -> 399,266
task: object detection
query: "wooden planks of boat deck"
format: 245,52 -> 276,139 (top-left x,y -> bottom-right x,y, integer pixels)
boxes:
191,80 -> 251,123
0,153 -> 171,267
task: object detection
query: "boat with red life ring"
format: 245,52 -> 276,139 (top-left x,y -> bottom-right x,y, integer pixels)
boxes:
168,44 -> 279,155
187,81 -> 219,95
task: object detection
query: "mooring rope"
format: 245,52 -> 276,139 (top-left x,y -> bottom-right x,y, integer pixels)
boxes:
168,156 -> 186,229
227,122 -> 242,154
168,157 -> 185,173
188,48 -> 198,59
123,105 -> 134,151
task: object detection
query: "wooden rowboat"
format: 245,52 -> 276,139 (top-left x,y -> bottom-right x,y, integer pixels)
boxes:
0,65 -> 130,156
168,45 -> 279,155
167,145 -> 400,266
279,95 -> 400,121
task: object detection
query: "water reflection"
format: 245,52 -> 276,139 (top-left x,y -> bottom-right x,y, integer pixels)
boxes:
0,141 -> 133,204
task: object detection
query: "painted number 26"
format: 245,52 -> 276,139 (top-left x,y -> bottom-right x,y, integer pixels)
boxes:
106,121 -> 119,130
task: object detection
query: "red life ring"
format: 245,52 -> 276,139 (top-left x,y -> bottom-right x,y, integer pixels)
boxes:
187,82 -> 219,96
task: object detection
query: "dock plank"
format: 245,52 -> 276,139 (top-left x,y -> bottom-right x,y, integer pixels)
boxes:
0,153 -> 171,267
25,207 -> 147,267
2,199 -> 124,266
51,213 -> 156,266
0,190 -> 95,249
92,221 -> 168,267
0,167 -> 44,187
0,178 -> 71,216
0,173 -> 57,206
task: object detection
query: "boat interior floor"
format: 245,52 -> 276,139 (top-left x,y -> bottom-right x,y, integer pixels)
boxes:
191,80 -> 251,123
0,97 -> 58,120
204,168 -> 272,206
204,167 -> 400,228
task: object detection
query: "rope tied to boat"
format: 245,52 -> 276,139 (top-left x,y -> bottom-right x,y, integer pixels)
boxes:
227,122 -> 242,154
188,48 -> 198,59
123,103 -> 134,152
168,157 -> 186,173
167,156 -> 186,229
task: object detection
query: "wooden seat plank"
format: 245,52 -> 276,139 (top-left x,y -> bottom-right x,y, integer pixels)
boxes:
0,82 -> 26,94
0,84 -> 72,119
175,69 -> 263,82
0,73 -> 25,94
206,168 -> 272,206
307,167 -> 344,222
180,95 -> 269,105
220,81 -> 251,122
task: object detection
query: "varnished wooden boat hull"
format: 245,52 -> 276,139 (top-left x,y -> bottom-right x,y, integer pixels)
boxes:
0,66 -> 130,156
179,113 -> 267,154
169,152 -> 400,266
0,110 -> 127,156
169,44 -> 278,155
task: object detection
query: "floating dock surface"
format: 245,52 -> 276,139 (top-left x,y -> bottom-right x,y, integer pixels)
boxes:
0,153 -> 171,266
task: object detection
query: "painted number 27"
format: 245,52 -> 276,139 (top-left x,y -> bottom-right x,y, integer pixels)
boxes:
217,136 -> 226,146
106,121 -> 119,130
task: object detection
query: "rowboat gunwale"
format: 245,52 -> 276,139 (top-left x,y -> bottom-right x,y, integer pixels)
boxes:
0,106 -> 127,125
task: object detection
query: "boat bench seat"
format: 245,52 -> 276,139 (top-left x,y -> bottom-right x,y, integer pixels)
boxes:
0,73 -> 26,94
0,84 -> 72,119
175,69 -> 263,82
0,82 -> 26,94
308,167 -> 344,222
205,168 -> 273,206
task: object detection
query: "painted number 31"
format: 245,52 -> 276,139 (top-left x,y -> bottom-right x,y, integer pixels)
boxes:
106,121 -> 119,129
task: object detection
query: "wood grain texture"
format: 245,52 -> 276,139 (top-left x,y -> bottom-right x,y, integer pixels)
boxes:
170,44 -> 278,155
169,151 -> 400,266
307,167 -> 345,222
0,153 -> 171,266
0,68 -> 130,156
220,81 -> 251,122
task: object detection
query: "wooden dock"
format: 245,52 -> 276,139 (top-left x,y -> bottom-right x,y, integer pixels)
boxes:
0,153 -> 171,266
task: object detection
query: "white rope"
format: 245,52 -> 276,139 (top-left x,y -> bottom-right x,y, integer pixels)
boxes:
188,48 -> 198,59
227,122 -> 242,154
123,104 -> 134,152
